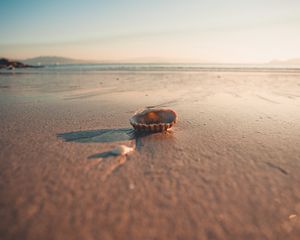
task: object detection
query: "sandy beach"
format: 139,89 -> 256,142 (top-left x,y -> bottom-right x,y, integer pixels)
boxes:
1,69 -> 300,239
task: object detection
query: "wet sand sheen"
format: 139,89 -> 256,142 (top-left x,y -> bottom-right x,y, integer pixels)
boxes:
0,71 -> 300,239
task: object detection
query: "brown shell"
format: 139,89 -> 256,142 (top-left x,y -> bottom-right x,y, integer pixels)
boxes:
130,109 -> 177,132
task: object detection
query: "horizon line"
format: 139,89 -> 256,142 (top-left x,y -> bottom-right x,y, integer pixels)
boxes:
3,55 -> 300,65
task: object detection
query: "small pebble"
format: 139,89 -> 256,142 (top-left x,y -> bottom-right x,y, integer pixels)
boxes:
111,145 -> 134,156
289,214 -> 297,220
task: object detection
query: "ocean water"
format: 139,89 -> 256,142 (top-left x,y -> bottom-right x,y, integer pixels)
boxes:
1,63 -> 300,73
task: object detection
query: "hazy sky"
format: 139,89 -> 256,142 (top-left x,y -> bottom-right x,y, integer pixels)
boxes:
1,0 -> 300,62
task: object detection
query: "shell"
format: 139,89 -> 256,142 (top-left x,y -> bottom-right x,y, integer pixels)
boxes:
130,108 -> 177,132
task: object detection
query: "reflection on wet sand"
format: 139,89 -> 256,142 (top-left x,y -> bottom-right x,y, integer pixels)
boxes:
57,127 -> 173,159
58,127 -> 175,181
57,128 -> 135,143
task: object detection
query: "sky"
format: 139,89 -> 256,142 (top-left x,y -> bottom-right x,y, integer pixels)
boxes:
0,0 -> 300,63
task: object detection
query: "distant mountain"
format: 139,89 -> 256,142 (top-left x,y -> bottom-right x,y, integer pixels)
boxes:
22,56 -> 207,65
22,56 -> 94,66
17,56 -> 300,66
268,58 -> 300,65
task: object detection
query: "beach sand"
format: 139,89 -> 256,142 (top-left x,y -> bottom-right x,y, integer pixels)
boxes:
0,70 -> 300,239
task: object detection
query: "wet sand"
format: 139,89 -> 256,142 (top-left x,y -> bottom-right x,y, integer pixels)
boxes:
1,70 -> 300,239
